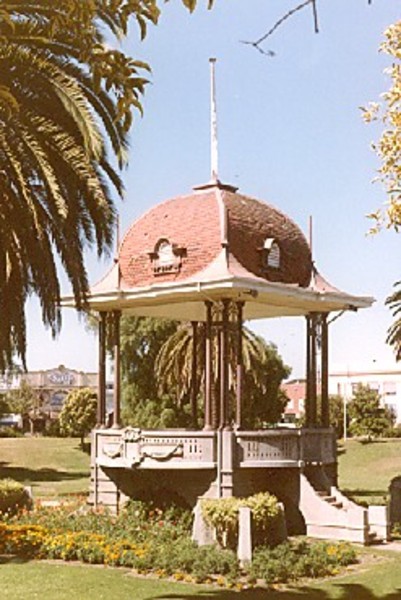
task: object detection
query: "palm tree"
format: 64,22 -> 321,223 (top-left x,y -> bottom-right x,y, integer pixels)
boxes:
0,2 -> 155,371
155,322 -> 290,428
386,283 -> 401,360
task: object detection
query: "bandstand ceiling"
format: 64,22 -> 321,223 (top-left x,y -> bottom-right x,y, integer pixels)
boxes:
61,262 -> 374,321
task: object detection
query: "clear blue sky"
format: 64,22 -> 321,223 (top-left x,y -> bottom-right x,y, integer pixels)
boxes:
26,0 -> 401,378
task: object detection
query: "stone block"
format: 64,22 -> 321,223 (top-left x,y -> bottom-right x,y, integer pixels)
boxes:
368,505 -> 390,542
237,506 -> 252,566
192,500 -> 214,546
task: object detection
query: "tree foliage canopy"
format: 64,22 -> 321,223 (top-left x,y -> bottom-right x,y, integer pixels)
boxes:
348,384 -> 394,441
5,380 -> 41,420
120,317 -> 290,429
327,394 -> 346,439
121,316 -> 184,428
358,20 -> 401,359
363,21 -> 401,233
59,387 -> 97,446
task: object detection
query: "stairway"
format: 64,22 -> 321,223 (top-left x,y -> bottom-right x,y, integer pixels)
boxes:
299,471 -> 389,545
316,490 -> 344,510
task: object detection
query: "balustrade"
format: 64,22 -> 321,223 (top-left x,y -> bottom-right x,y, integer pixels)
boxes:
94,427 -> 336,470
96,428 -> 216,469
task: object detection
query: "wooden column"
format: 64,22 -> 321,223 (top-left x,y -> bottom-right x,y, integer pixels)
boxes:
320,313 -> 330,428
190,321 -> 198,428
204,302 -> 213,430
305,314 -> 318,427
235,301 -> 244,429
97,312 -> 107,427
112,310 -> 121,429
310,313 -> 318,426
220,300 -> 230,429
305,315 -> 312,427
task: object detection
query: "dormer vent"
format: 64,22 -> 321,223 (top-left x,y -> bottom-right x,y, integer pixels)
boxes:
262,238 -> 281,269
148,238 -> 186,275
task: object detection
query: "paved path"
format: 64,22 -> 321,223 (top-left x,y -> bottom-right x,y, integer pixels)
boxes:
376,541 -> 401,551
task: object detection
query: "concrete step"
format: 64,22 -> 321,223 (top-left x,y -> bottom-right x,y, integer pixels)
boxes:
326,499 -> 343,509
314,489 -> 344,509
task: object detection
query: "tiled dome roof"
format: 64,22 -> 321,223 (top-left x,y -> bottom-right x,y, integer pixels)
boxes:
119,183 -> 312,289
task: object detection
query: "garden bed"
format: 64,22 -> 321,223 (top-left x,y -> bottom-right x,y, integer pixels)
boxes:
0,497 -> 359,589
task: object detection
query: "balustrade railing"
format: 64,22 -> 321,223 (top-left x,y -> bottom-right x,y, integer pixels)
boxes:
236,430 -> 301,466
94,427 -> 336,469
236,428 -> 336,466
96,428 -> 215,469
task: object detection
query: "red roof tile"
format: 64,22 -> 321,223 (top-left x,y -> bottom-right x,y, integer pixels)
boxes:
118,183 -> 312,289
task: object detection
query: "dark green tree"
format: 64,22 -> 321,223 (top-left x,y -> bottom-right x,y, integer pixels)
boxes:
119,316 -> 289,429
0,394 -> 10,419
59,388 -> 97,448
240,337 -> 290,428
155,321 -> 290,428
0,3 -> 137,370
0,1 -> 210,372
328,394 -> 346,439
120,316 -> 180,428
348,384 -> 394,441
5,380 -> 43,433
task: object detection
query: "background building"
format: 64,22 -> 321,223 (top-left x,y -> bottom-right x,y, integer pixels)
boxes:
329,367 -> 401,424
283,366 -> 401,425
282,379 -> 306,422
0,365 -> 97,420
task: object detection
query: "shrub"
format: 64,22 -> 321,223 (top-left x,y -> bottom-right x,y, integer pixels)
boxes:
391,521 -> 401,539
249,539 -> 357,585
0,426 -> 23,438
43,419 -> 64,437
191,544 -> 239,582
201,496 -> 239,548
201,492 -> 281,549
386,426 -> 401,439
59,388 -> 97,448
0,479 -> 32,516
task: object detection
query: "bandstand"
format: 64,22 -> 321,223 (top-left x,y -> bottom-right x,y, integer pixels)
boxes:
63,62 -> 382,542
64,176 -> 376,538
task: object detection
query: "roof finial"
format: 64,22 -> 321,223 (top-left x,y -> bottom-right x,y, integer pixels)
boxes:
114,214 -> 121,289
115,214 -> 121,261
210,58 -> 219,183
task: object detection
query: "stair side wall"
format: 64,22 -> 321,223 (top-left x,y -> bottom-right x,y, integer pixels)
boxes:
300,473 -> 369,544
368,505 -> 390,542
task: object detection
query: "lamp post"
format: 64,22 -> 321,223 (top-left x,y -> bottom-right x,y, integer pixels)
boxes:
343,366 -> 350,443
343,394 -> 347,443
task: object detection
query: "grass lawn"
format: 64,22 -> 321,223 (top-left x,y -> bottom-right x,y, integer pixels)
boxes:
0,559 -> 209,600
1,551 -> 401,599
0,437 -> 90,498
338,438 -> 401,505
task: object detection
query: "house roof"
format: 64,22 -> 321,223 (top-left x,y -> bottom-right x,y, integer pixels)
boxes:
118,182 -> 313,289
62,181 -> 374,320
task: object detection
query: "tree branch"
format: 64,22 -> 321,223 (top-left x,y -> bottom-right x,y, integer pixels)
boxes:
241,0 -> 373,57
